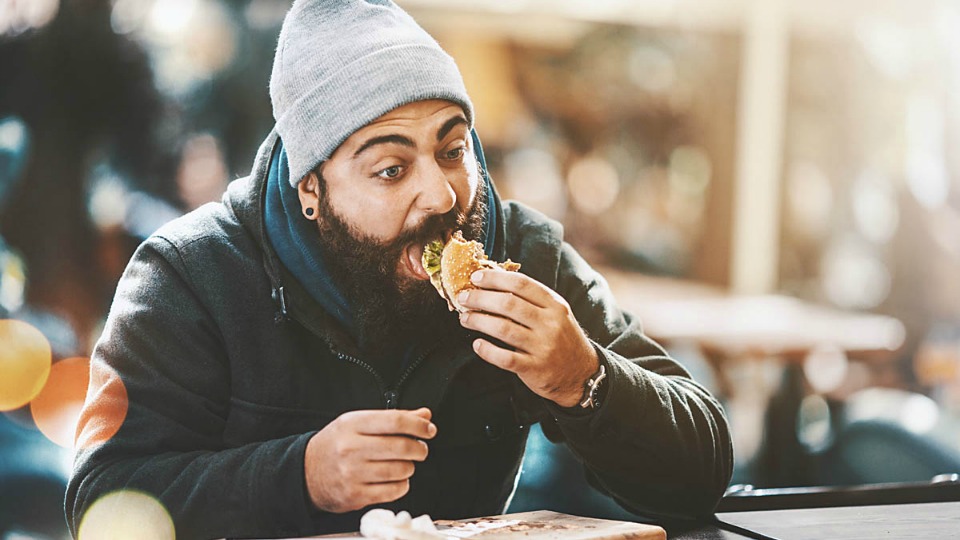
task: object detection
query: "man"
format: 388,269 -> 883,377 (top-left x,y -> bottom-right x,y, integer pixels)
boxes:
66,1 -> 733,538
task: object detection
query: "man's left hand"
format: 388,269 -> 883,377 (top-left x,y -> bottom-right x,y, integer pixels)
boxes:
457,269 -> 600,408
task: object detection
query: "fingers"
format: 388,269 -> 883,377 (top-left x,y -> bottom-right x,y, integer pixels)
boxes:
307,410 -> 430,513
470,270 -> 561,309
359,435 -> 430,462
472,338 -> 527,373
456,289 -> 538,328
361,480 -> 410,505
337,480 -> 412,513
347,409 -> 436,439
358,460 -> 417,483
459,310 -> 532,352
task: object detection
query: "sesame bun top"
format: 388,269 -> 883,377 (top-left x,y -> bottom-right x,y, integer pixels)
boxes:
432,231 -> 520,313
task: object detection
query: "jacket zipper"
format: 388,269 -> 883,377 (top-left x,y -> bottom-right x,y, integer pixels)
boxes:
273,281 -> 391,406
338,343 -> 440,409
385,344 -> 439,408
335,352 -> 390,406
275,283 -> 447,409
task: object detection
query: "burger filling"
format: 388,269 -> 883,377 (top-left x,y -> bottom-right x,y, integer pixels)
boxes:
422,239 -> 453,310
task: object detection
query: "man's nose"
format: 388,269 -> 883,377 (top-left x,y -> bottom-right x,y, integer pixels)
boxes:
416,160 -> 456,215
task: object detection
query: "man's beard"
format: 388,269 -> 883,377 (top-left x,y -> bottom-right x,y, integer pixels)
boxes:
314,173 -> 488,356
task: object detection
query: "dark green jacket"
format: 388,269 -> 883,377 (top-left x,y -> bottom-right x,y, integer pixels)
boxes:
66,131 -> 733,539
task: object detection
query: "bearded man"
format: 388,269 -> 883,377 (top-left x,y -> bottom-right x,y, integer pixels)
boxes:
66,1 -> 733,538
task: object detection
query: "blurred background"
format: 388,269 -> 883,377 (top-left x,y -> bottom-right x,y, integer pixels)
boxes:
2,0 -> 960,537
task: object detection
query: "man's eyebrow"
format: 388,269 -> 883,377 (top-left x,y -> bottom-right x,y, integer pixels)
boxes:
351,115 -> 467,158
353,134 -> 415,158
436,115 -> 468,142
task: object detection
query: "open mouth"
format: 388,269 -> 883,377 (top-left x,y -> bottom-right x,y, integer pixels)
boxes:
403,242 -> 430,280
401,230 -> 456,281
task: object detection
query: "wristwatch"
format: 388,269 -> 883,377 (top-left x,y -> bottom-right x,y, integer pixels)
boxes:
578,363 -> 607,410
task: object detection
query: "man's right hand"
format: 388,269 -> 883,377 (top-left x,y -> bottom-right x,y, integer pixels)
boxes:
304,407 -> 437,513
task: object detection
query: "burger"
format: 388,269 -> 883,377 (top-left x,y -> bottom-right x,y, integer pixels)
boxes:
422,231 -> 520,312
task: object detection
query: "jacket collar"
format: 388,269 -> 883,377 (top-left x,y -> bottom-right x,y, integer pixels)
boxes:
226,130 -> 359,355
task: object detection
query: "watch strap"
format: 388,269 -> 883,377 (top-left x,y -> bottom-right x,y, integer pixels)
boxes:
578,363 -> 607,409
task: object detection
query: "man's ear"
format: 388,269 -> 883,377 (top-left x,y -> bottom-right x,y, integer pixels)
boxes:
296,170 -> 322,220
297,171 -> 320,208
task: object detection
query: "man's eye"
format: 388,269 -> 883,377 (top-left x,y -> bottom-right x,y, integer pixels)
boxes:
444,147 -> 465,160
377,165 -> 403,179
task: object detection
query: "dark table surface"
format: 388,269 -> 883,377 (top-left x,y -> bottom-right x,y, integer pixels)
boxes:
688,501 -> 960,540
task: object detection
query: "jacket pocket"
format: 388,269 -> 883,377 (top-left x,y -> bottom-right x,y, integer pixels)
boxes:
430,372 -> 525,450
418,367 -> 529,516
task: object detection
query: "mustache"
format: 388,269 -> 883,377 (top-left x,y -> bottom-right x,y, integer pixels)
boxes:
390,209 -> 464,250
390,179 -> 489,251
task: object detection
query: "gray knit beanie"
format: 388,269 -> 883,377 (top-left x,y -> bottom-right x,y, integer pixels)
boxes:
270,0 -> 475,186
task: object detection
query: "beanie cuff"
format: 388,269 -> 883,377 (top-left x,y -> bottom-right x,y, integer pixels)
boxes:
276,44 -> 474,186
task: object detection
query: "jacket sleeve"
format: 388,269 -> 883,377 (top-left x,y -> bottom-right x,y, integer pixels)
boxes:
65,238 -> 317,539
540,242 -> 734,520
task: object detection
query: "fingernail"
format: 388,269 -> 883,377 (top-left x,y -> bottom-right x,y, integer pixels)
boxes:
471,271 -> 483,283
458,291 -> 469,304
459,311 -> 470,323
427,423 -> 437,437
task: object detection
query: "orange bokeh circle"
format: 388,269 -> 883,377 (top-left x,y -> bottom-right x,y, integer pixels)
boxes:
74,360 -> 128,450
0,319 -> 52,411
30,356 -> 91,448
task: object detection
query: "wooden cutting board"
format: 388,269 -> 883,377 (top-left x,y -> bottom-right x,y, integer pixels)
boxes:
433,511 -> 666,540
285,510 -> 666,540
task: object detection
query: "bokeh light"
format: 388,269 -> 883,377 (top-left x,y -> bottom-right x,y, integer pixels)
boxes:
74,361 -> 129,450
797,394 -> 833,452
628,45 -> 676,94
88,173 -> 129,231
855,16 -> 913,81
244,0 -> 289,31
147,0 -> 198,40
820,238 -> 891,310
567,155 -> 620,215
851,169 -> 899,245
0,319 -> 52,411
30,356 -> 91,448
78,490 -> 175,540
786,161 -> 833,242
668,145 -> 712,197
803,345 -> 849,394
846,388 -> 940,436
0,0 -> 60,36
667,145 -> 711,227
176,133 -> 230,211
905,93 -> 948,209
110,0 -> 151,35
502,148 -> 567,219
901,393 -> 940,434
0,244 -> 26,312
